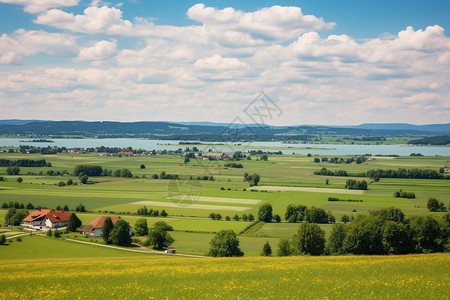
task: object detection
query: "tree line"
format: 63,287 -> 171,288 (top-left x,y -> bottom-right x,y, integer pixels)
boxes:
314,167 -> 449,180
277,207 -> 449,256
0,159 -> 51,167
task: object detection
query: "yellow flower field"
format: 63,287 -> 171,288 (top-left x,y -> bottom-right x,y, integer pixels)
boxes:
0,254 -> 449,299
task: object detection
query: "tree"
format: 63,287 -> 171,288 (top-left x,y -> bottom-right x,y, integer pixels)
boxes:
261,241 -> 272,256
277,238 -> 291,256
145,222 -> 174,249
4,207 -> 16,224
140,164 -> 145,169
273,214 -> 281,223
6,166 -> 20,175
209,230 -> 244,257
120,168 -> 133,178
54,229 -> 61,238
260,154 -> 268,161
109,219 -> 131,246
209,213 -> 216,220
63,205 -> 69,211
341,215 -> 350,224
47,229 -> 52,237
160,209 -> 168,217
80,174 -> 89,184
184,158 -> 190,164
305,207 -> 329,224
153,221 -> 173,231
67,213 -> 82,232
427,197 -> 446,212
258,203 -> 273,222
102,217 -> 114,244
134,218 -> 149,236
67,179 -> 73,185
291,221 -> 326,255
233,214 -> 239,221
242,214 -> 248,221
0,234 -> 6,245
75,204 -> 86,212
248,214 -> 254,221
16,177 -> 23,183
343,215 -> 384,255
382,221 -> 413,254
409,215 -> 445,253
326,224 -> 347,255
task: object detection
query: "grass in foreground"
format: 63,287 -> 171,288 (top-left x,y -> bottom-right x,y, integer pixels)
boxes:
0,253 -> 448,299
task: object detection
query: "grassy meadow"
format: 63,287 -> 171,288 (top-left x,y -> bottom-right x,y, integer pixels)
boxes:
0,148 -> 449,299
0,249 -> 448,299
1,151 -> 449,256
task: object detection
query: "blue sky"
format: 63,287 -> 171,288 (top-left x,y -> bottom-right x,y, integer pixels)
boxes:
0,0 -> 449,125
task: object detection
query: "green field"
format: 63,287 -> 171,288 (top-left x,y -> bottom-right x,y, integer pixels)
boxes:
1,152 -> 449,257
0,248 -> 448,299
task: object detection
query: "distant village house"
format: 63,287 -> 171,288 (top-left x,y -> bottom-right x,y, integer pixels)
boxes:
80,216 -> 132,237
23,209 -> 71,229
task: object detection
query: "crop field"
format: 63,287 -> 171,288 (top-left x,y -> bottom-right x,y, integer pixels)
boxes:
1,151 -> 449,256
0,249 -> 448,299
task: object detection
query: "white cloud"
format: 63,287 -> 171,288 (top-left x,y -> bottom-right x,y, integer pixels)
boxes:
194,55 -> 247,70
0,0 -> 79,13
77,40 -> 117,62
35,6 -> 133,35
0,29 -> 78,64
187,4 -> 335,42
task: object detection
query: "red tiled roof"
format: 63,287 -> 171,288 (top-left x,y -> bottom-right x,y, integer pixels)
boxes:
23,209 -> 71,223
80,225 -> 94,232
89,216 -> 120,229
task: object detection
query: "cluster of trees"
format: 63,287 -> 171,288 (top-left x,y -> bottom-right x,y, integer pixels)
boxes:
209,213 -> 255,221
427,197 -> 447,212
257,204 -> 281,222
113,168 -> 133,178
2,201 -> 35,209
314,168 -> 348,176
224,163 -> 244,168
366,168 -> 447,180
394,190 -> 416,199
277,207 -> 449,256
142,221 -> 175,249
136,206 -> 168,217
4,208 -> 29,226
313,156 -> 367,164
155,171 -> 178,180
101,217 -> 132,246
6,166 -> 21,175
0,159 -> 51,167
345,179 -> 368,190
328,197 -> 363,202
243,173 -> 260,186
75,204 -> 86,212
209,230 -> 244,257
285,204 -> 335,224
74,165 -> 103,177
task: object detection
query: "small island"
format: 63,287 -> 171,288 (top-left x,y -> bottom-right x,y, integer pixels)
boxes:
19,139 -> 55,143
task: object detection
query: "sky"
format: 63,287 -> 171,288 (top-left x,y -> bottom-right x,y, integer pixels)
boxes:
0,0 -> 449,126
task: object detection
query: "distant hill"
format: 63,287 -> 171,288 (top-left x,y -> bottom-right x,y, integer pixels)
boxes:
407,135 -> 450,145
354,123 -> 450,133
0,120 -> 448,140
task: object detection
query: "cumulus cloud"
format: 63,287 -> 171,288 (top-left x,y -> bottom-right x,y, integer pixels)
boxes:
0,29 -> 78,64
188,4 -> 335,42
1,3 -> 450,124
77,40 -> 117,62
194,55 -> 247,70
35,6 -> 133,35
0,0 -> 79,13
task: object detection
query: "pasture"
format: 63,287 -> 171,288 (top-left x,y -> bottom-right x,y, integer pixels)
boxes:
0,249 -> 448,299
0,151 -> 449,256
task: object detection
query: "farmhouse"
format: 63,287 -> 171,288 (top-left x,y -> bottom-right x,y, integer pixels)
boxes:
23,209 -> 71,229
80,216 -> 132,237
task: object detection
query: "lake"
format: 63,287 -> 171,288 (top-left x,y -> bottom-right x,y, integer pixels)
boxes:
0,138 -> 449,156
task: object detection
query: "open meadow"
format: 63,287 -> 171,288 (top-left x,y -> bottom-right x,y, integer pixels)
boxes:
0,237 -> 448,299
1,151 -> 449,256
